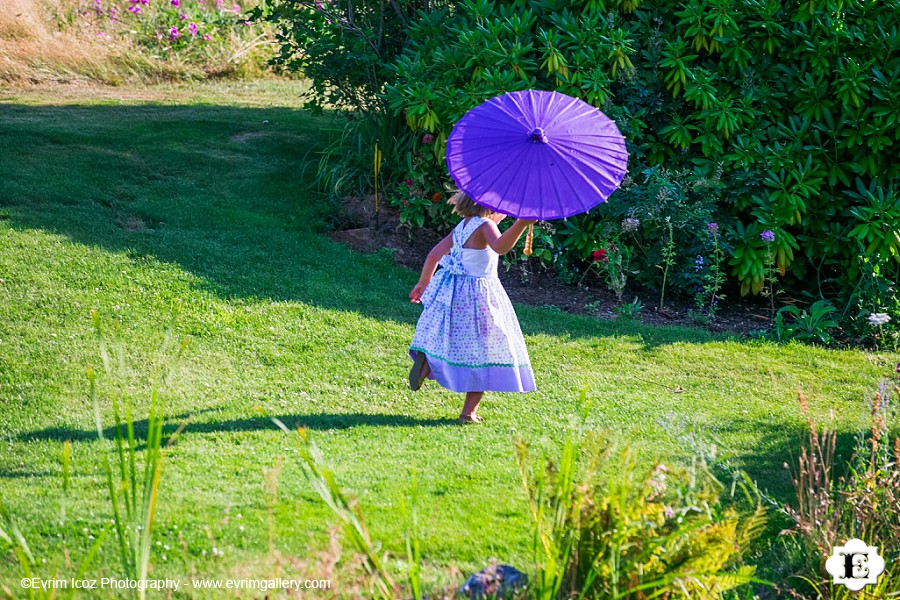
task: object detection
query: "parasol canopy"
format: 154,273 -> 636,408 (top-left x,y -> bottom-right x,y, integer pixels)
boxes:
445,89 -> 628,221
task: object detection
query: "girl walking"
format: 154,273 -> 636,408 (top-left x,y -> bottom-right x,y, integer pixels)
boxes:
408,192 -> 536,423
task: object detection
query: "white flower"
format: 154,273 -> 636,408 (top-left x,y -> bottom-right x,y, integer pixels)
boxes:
868,312 -> 891,327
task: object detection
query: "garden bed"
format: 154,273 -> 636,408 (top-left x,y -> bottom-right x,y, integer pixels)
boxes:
327,195 -> 773,336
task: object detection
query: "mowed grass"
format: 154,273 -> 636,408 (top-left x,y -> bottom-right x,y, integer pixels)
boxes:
0,82 -> 897,595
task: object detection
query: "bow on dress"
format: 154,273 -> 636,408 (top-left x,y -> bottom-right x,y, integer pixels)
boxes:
420,248 -> 467,307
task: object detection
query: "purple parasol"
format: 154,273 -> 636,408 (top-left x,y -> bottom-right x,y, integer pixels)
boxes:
445,90 -> 628,221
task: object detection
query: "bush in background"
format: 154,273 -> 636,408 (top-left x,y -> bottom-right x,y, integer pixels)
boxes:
261,0 -> 900,337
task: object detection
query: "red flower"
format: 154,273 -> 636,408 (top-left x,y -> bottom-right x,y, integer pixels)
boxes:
592,248 -> 607,262
422,133 -> 434,144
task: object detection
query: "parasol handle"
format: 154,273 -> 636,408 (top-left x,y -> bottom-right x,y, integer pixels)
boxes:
523,223 -> 534,256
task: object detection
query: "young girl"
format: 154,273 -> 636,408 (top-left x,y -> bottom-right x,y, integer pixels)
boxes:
408,192 -> 536,423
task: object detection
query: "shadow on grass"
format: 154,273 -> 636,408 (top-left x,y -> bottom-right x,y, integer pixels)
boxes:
0,101 -> 717,348
18,411 -> 460,445
684,417 -> 862,505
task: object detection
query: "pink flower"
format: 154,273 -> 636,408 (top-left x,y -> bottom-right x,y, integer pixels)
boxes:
189,21 -> 198,35
232,3 -> 240,12
169,26 -> 180,39
422,133 -> 434,144
128,4 -> 141,13
201,33 -> 212,41
171,0 -> 180,6
179,12 -> 187,19
404,179 -> 413,186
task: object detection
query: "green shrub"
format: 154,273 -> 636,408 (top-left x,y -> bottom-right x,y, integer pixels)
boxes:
513,413 -> 766,599
263,0 -> 900,324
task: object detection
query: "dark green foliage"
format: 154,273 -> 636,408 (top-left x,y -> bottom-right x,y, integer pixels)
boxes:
263,0 -> 900,323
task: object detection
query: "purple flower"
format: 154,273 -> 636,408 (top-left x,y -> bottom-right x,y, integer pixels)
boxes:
404,179 -> 414,186
171,0 -> 180,6
108,6 -> 117,20
896,362 -> 900,374
128,4 -> 141,13
201,33 -> 212,41
622,217 -> 640,233
695,255 -> 704,270
179,12 -> 187,19
422,133 -> 434,144
169,26 -> 181,39
215,0 -> 223,7
189,21 -> 198,35
664,506 -> 675,519
232,3 -> 241,12
707,222 -> 719,234
760,229 -> 775,243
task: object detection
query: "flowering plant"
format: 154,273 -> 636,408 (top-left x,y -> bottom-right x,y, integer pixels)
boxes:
68,0 -> 271,73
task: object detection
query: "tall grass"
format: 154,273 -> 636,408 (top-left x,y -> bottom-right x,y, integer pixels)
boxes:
778,388 -> 900,598
0,0 -> 275,84
0,447 -> 107,600
514,393 -> 766,599
88,310 -> 188,599
271,417 -> 401,599
270,392 -> 767,600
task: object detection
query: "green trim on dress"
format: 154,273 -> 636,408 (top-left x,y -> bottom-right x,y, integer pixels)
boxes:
410,346 -> 532,370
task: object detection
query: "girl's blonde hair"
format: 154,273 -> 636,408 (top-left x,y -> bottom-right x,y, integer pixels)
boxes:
448,191 -> 495,218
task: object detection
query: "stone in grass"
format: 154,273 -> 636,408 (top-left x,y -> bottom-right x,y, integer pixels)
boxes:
457,564 -> 527,599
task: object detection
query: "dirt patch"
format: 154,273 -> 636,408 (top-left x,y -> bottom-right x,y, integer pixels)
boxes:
328,196 -> 771,336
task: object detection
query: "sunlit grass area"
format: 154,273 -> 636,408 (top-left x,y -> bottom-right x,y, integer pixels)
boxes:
0,82 -> 897,596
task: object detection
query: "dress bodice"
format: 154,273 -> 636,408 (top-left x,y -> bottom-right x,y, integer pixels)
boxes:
440,216 -> 498,278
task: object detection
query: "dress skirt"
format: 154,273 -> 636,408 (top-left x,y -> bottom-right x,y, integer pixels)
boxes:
409,268 -> 535,393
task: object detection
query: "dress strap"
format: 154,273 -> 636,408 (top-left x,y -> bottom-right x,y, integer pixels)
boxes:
456,216 -> 489,247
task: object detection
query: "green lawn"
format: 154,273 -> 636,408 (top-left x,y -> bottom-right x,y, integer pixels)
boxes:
0,81 -> 896,597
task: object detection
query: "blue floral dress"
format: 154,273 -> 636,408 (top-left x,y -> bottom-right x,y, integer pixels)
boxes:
409,216 -> 536,393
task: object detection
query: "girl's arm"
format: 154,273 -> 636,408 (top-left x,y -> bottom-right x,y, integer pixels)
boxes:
410,233 -> 453,303
481,218 -> 537,255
